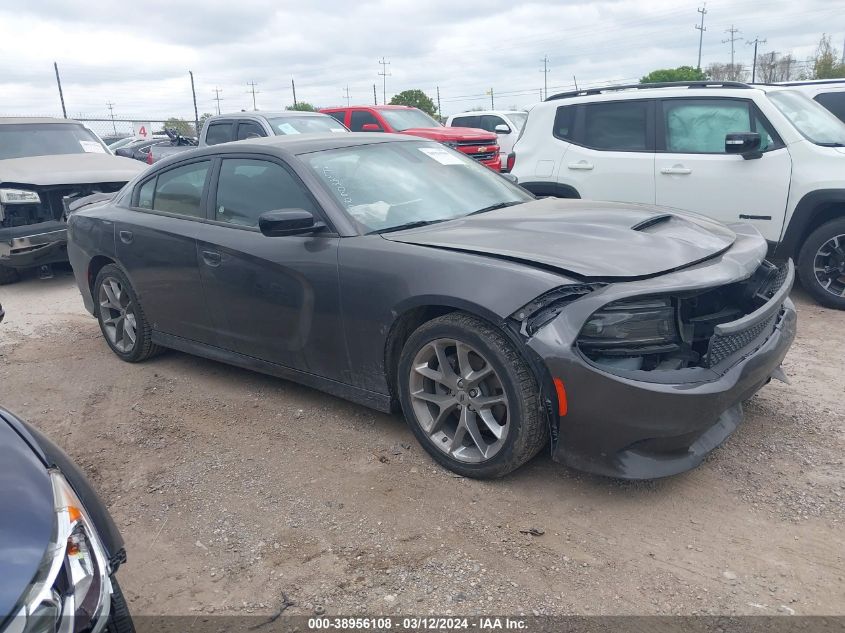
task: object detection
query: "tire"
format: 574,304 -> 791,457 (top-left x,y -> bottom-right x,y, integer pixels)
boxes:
398,312 -> 547,479
94,264 -> 162,362
0,265 -> 20,285
797,217 -> 845,310
105,577 -> 135,633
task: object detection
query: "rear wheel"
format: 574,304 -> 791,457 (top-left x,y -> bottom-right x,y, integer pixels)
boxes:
94,264 -> 162,362
797,218 -> 845,310
0,265 -> 20,285
398,312 -> 547,478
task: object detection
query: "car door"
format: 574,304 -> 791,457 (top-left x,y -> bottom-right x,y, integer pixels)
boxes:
115,158 -> 216,343
654,97 -> 791,241
554,100 -> 656,204
349,109 -> 385,132
195,155 -> 346,380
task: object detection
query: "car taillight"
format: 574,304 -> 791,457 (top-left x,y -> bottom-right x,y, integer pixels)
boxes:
146,150 -> 153,165
505,152 -> 515,172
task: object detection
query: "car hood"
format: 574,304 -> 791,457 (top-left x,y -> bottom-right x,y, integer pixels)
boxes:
400,127 -> 497,142
0,153 -> 144,186
0,414 -> 53,621
382,198 -> 738,279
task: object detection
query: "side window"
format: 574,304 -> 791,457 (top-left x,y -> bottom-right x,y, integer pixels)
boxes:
327,111 -> 346,125
663,99 -> 753,153
137,178 -> 155,209
215,158 -> 315,227
205,122 -> 235,145
553,105 -> 576,141
814,92 -> 845,124
349,110 -> 381,131
452,116 -> 479,128
481,115 -> 507,132
237,121 -> 266,140
583,101 -> 649,151
152,161 -> 211,218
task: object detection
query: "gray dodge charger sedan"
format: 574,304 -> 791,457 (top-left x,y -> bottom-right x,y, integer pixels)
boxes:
66,133 -> 796,479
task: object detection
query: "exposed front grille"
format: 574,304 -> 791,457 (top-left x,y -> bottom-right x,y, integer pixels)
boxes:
705,310 -> 779,367
467,151 -> 498,162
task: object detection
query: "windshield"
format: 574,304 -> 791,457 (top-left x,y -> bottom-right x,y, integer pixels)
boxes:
507,112 -> 528,131
379,109 -> 441,131
303,140 -> 532,233
768,90 -> 845,146
0,123 -> 108,160
266,116 -> 348,135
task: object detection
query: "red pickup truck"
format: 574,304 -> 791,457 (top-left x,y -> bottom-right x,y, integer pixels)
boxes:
320,105 -> 501,171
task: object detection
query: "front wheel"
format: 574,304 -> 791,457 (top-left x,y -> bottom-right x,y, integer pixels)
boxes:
0,264 -> 20,285
398,312 -> 547,479
94,264 -> 162,362
797,218 -> 845,310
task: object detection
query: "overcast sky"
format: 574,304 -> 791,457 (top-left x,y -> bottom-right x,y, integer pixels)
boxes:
1,0 -> 841,122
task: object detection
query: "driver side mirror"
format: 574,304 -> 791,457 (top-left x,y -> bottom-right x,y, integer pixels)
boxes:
361,123 -> 383,132
258,209 -> 325,237
725,132 -> 762,160
494,123 -> 511,134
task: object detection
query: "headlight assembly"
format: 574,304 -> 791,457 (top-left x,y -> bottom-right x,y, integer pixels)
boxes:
8,470 -> 112,633
0,189 -> 41,205
580,298 -> 679,350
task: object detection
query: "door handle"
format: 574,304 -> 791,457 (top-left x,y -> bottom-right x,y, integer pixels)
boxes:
201,250 -> 222,267
118,230 -> 133,244
660,166 -> 692,175
567,161 -> 594,170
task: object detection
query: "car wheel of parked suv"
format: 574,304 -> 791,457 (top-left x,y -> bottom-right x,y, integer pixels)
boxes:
94,264 -> 162,362
797,218 -> 845,310
0,264 -> 20,285
398,312 -> 547,478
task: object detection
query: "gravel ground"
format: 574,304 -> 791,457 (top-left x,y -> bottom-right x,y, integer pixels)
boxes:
1,265 -> 843,617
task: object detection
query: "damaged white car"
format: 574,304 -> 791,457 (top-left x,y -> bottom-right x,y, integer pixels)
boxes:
0,118 -> 144,284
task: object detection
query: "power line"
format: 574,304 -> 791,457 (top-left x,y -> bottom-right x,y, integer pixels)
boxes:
212,87 -> 223,115
540,55 -> 550,100
378,57 -> 391,105
246,81 -> 259,111
747,36 -> 767,82
695,3 -> 707,70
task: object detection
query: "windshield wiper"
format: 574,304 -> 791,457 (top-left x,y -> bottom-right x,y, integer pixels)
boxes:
370,219 -> 446,235
817,141 -> 845,147
468,201 -> 524,216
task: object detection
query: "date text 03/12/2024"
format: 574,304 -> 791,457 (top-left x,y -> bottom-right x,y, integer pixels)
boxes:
307,617 -> 528,630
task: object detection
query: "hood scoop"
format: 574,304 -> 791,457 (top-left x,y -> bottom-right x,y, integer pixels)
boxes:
631,213 -> 673,231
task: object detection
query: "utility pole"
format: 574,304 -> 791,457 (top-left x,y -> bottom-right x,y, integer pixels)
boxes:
747,37 -> 767,82
378,57 -> 391,105
105,102 -> 117,135
723,25 -> 742,76
189,71 -> 199,136
540,55 -> 550,100
343,85 -> 351,106
436,86 -> 442,118
373,83 -> 377,105
53,62 -> 67,118
246,81 -> 259,110
291,78 -> 297,107
213,87 -> 223,115
573,76 -> 579,90
486,88 -> 494,109
695,3 -> 707,70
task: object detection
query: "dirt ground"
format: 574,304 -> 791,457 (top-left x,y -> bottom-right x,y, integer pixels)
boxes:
1,265 -> 843,617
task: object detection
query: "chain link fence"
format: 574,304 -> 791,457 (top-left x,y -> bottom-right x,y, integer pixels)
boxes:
75,118 -> 191,141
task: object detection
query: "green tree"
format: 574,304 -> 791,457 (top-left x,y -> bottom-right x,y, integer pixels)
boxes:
812,34 -> 845,79
163,117 -> 194,136
640,66 -> 708,84
286,102 -> 316,112
389,89 -> 437,116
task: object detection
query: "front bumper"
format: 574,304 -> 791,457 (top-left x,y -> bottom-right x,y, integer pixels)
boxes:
526,238 -> 797,479
0,222 -> 68,269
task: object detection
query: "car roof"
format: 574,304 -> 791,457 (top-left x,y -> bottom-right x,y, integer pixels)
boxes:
0,117 -> 85,125
449,110 -> 526,117
208,111 -> 331,121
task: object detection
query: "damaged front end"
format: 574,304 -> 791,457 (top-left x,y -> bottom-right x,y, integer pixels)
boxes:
0,183 -> 123,271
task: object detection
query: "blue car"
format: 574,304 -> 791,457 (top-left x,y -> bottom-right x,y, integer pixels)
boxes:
0,407 -> 133,633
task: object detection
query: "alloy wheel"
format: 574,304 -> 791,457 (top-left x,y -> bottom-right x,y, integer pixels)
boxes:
98,276 -> 137,353
813,233 -> 845,298
408,338 -> 509,463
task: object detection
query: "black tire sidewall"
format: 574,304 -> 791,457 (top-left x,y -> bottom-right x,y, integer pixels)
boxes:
398,315 -> 540,479
94,264 -> 149,362
797,218 -> 845,310
0,265 -> 20,285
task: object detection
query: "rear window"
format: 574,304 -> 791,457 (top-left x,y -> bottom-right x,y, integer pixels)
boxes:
814,92 -> 845,124
0,123 -> 107,160
205,122 -> 235,145
583,101 -> 649,151
553,106 -> 576,141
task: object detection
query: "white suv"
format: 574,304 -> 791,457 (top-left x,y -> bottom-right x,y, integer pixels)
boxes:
446,110 -> 528,170
510,81 -> 845,308
770,79 -> 845,124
